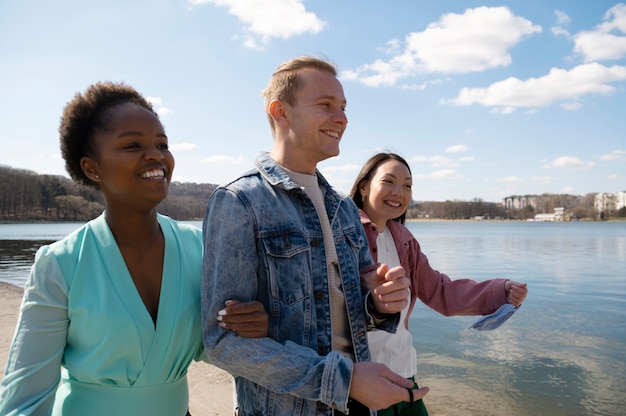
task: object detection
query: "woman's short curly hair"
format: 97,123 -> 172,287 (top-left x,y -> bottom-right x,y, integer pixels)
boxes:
59,81 -> 156,188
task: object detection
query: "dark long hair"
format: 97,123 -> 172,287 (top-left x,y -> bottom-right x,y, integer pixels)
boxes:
349,152 -> 412,224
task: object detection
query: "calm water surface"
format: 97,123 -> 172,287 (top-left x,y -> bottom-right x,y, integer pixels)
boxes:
405,221 -> 625,416
1,220 -> 625,415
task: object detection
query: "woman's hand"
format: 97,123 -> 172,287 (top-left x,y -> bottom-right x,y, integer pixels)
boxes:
505,281 -> 528,307
369,264 -> 411,314
217,300 -> 268,338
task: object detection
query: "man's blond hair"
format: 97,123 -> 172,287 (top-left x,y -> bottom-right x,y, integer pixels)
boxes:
262,56 -> 337,134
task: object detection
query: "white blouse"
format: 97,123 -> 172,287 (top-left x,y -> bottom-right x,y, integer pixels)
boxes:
367,229 -> 418,378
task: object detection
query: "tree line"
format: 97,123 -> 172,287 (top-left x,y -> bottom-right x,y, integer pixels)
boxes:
1,165 -> 621,222
0,165 -> 215,222
409,193 -> 612,221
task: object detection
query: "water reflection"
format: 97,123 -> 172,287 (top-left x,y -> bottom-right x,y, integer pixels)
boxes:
406,221 -> 626,416
0,240 -> 51,287
419,348 -> 621,416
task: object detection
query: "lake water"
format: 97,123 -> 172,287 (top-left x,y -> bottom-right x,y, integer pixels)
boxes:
1,220 -> 625,416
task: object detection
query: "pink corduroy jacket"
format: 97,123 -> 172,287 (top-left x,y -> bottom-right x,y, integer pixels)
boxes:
359,210 -> 508,330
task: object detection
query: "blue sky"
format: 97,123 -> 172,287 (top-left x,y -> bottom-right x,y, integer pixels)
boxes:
1,0 -> 625,202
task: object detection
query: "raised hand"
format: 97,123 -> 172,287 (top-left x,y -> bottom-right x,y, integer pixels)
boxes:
370,264 -> 411,314
505,281 -> 528,307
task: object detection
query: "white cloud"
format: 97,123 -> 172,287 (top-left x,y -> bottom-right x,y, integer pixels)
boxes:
242,35 -> 263,50
598,149 -> 626,161
190,0 -> 326,47
146,96 -> 171,116
573,3 -> 626,62
379,39 -> 401,54
574,32 -> 626,62
544,156 -> 595,171
170,142 -> 197,151
441,63 -> 626,110
554,10 -> 571,26
341,6 -> 541,87
147,97 -> 163,106
445,144 -> 469,153
551,26 -> 570,37
399,80 -> 439,91
551,10 -> 571,38
597,3 -> 626,32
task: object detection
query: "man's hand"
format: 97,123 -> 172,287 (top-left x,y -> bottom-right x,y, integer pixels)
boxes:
370,264 -> 411,314
217,300 -> 269,338
349,362 -> 429,410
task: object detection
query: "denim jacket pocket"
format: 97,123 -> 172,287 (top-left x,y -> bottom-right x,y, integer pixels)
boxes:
261,230 -> 311,306
338,226 -> 366,271
342,227 -> 365,251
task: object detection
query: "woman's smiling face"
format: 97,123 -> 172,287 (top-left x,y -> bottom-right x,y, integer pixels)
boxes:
361,159 -> 413,230
83,103 -> 174,211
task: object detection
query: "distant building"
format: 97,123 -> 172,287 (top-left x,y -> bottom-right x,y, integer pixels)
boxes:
595,191 -> 626,213
504,195 -> 538,210
530,207 -> 565,222
506,192 -> 625,217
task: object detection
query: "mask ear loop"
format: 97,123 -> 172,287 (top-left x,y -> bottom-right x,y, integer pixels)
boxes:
393,387 -> 415,416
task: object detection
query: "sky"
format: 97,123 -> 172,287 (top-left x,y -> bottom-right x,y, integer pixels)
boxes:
1,0 -> 625,203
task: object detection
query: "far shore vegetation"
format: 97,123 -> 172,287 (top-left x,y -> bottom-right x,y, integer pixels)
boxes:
1,165 -> 624,223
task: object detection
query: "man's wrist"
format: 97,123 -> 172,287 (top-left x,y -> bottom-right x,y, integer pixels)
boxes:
367,293 -> 393,320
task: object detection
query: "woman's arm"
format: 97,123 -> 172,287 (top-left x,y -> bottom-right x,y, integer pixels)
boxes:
0,246 -> 68,415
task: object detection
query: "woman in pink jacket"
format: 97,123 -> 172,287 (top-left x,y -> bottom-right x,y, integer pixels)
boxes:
349,152 -> 528,416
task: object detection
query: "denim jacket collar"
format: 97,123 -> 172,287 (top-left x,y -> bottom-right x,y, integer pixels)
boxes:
254,151 -> 333,193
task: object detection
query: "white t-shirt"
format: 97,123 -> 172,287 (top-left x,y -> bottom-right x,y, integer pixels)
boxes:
367,228 -> 418,378
284,169 -> 352,358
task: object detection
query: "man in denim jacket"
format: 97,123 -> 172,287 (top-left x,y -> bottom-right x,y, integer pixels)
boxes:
201,56 -> 429,416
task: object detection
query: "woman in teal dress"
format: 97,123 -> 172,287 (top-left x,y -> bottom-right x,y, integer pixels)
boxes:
0,82 -> 267,415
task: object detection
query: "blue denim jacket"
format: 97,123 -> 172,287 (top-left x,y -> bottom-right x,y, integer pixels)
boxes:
202,152 -> 399,415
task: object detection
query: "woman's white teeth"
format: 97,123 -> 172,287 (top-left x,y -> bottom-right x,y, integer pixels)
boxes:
141,169 -> 164,178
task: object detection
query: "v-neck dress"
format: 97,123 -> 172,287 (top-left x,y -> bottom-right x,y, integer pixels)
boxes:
0,214 -> 205,416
